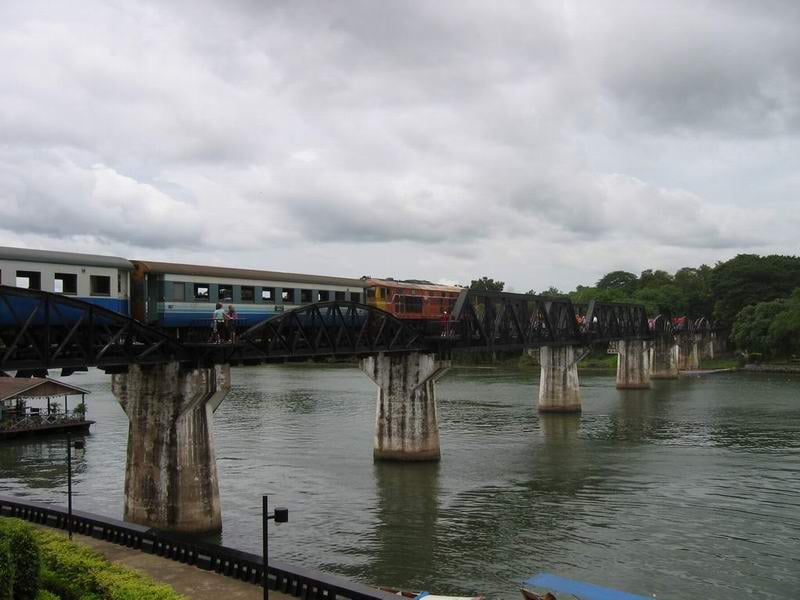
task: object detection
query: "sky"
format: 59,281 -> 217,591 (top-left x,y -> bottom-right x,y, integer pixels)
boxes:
1,1 -> 798,293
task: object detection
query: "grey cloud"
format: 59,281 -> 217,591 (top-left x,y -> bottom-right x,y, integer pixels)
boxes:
0,0 -> 797,291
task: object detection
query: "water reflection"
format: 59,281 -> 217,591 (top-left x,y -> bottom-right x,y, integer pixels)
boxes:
367,462 -> 440,592
0,435 -> 87,492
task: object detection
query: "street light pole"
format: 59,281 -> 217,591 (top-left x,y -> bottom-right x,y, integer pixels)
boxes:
67,429 -> 72,540
268,494 -> 269,600
262,495 -> 289,600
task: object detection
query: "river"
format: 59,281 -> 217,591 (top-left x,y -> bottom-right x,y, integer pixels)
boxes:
1,365 -> 798,599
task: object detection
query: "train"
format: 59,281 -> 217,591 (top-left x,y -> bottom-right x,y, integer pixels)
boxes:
0,247 -> 462,332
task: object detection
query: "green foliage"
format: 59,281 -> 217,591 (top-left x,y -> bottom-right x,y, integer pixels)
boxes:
0,517 -> 41,600
731,289 -> 800,358
35,591 -> 59,600
710,254 -> 800,330
596,270 -> 638,293
469,276 -> 504,291
31,527 -> 185,600
0,537 -> 14,600
540,286 -> 566,297
639,269 -> 673,289
767,289 -> 800,357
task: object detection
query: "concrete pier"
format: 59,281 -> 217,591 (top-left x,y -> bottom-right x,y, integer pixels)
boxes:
360,352 -> 450,461
538,345 -> 582,413
677,336 -> 700,371
112,362 -> 230,533
616,339 -> 651,389
650,337 -> 679,379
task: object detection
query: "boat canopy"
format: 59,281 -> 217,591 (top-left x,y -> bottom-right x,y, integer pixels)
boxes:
523,573 -> 651,600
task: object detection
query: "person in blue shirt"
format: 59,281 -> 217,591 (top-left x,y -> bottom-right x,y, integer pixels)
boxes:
212,302 -> 226,342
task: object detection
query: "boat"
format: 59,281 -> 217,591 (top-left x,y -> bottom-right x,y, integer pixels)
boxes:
381,587 -> 483,600
521,573 -> 652,600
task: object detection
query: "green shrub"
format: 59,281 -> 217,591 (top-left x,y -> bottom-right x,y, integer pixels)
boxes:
0,517 -> 41,600
0,537 -> 15,600
34,591 -> 59,600
34,528 -> 185,600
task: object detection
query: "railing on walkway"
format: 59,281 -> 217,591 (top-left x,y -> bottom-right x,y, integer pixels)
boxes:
0,495 -> 397,600
0,412 -> 87,432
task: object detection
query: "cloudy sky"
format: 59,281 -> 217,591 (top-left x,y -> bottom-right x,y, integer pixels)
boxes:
1,1 -> 798,292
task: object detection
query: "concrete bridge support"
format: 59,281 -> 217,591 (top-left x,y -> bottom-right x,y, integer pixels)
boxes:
677,336 -> 700,371
616,340 -> 652,389
111,362 -> 230,534
650,337 -> 679,379
538,345 -> 582,413
360,352 -> 450,461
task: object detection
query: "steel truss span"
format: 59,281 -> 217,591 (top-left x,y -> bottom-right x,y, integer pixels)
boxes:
0,285 -> 185,374
226,301 -> 426,362
1,286 -> 656,372
445,290 -> 651,351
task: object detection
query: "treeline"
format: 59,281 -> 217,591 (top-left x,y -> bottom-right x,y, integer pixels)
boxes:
471,253 -> 800,358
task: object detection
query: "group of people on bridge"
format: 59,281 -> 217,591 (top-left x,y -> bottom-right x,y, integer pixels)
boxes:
211,303 -> 237,343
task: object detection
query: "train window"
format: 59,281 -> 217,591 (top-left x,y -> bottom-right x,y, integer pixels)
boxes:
335,291 -> 346,301
351,292 -> 361,303
16,270 -> 41,290
241,286 -> 255,302
405,296 -> 423,313
366,288 -> 375,300
194,284 -> 210,300
171,283 -> 186,302
90,275 -> 111,296
218,285 -> 233,301
380,287 -> 388,299
54,273 -> 77,295
261,288 -> 275,302
318,290 -> 330,301
300,289 -> 313,303
281,289 -> 293,303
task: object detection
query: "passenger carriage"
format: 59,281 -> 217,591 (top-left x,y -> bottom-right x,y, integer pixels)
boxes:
130,260 -> 367,337
0,247 -> 133,326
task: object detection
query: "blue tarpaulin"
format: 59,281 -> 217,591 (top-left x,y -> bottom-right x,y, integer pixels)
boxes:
523,573 -> 652,600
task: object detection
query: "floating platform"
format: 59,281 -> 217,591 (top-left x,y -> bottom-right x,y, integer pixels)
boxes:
0,418 -> 94,440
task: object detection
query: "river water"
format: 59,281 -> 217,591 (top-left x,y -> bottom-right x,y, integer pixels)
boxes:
1,365 -> 798,599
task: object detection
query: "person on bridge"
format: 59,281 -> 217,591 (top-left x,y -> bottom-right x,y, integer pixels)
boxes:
226,304 -> 237,342
213,302 -> 226,343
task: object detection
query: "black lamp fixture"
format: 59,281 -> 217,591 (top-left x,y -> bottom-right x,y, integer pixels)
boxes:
262,495 -> 289,600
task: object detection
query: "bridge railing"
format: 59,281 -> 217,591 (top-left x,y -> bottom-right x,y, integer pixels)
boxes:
0,495 -> 398,600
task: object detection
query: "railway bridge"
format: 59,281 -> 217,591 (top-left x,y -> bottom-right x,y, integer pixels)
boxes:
1,285 -> 660,534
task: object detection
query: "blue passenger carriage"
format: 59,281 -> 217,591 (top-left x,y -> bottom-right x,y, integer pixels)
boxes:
130,260 -> 366,335
0,247 -> 133,323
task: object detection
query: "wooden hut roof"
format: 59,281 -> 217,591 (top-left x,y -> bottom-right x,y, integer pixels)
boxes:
0,377 -> 90,402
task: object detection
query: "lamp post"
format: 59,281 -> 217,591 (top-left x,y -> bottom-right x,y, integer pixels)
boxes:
262,495 -> 289,600
66,430 -> 85,541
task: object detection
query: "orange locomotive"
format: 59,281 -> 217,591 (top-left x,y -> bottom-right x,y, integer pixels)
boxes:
363,278 -> 462,320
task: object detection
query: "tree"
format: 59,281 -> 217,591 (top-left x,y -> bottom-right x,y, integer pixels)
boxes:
639,269 -> 673,289
596,271 -> 638,294
767,288 -> 800,357
469,277 -> 504,291
540,286 -> 566,297
710,254 -> 800,331
731,299 -> 789,357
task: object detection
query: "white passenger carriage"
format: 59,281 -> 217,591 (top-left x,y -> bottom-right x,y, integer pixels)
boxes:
130,261 -> 367,333
0,246 -> 133,315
